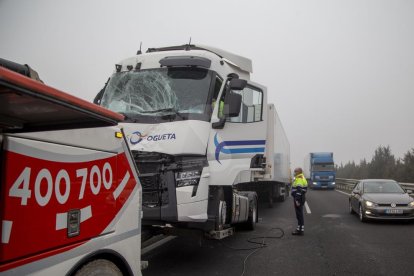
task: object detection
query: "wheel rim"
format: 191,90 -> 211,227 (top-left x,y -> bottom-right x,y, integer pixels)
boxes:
252,205 -> 257,224
220,200 -> 227,226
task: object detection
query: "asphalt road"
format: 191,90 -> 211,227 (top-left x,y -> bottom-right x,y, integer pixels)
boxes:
142,190 -> 414,276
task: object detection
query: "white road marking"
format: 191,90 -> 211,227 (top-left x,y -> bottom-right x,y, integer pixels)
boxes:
305,201 -> 311,214
113,171 -> 130,200
335,190 -> 350,196
2,220 -> 13,244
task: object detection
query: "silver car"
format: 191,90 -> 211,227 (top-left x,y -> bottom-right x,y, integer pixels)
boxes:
349,179 -> 414,222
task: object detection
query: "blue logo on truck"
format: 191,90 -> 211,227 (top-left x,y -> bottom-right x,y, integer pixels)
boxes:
130,131 -> 176,145
214,133 -> 265,163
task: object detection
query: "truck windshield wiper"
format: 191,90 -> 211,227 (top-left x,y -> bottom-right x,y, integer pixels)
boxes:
140,108 -> 176,113
141,108 -> 185,120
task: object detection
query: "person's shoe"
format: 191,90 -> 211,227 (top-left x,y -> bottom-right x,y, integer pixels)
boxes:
291,229 -> 304,236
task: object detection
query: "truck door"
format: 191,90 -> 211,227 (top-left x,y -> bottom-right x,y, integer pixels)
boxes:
209,81 -> 267,184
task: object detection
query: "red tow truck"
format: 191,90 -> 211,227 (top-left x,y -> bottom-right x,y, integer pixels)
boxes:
0,60 -> 142,275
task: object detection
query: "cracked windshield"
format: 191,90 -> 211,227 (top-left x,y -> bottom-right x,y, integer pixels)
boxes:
100,68 -> 213,121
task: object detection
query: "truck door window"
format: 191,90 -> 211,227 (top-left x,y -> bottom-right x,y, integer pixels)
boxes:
227,86 -> 263,123
212,76 -> 223,116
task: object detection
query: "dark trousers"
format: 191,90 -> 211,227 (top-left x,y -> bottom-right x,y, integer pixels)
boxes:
294,200 -> 304,227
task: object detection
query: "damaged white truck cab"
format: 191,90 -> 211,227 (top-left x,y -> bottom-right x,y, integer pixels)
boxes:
95,45 -> 290,237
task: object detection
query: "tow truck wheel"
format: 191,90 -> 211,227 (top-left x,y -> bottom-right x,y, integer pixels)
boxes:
75,259 -> 122,276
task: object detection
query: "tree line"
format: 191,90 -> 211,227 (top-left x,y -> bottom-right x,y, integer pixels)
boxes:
336,146 -> 414,183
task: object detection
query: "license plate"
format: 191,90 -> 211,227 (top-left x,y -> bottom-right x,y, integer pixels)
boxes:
385,209 -> 403,214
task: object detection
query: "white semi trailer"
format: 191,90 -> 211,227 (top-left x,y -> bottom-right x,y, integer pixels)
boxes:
95,45 -> 290,238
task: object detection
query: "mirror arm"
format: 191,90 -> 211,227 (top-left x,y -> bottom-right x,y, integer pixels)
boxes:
212,118 -> 226,129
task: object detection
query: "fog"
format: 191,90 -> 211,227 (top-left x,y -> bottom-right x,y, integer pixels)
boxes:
1,0 -> 413,168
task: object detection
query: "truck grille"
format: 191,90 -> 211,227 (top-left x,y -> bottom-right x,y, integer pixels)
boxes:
132,150 -> 207,222
132,151 -> 173,208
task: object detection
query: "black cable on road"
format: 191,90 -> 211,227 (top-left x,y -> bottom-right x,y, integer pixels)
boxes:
217,227 -> 285,276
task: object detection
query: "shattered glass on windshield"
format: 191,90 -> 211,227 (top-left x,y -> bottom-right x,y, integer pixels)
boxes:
101,70 -> 179,114
100,68 -> 213,121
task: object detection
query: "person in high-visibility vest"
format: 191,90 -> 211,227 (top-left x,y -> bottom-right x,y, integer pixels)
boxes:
212,98 -> 225,118
291,167 -> 308,235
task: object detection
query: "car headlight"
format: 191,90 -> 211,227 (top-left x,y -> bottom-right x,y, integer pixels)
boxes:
365,200 -> 375,207
175,170 -> 202,187
332,182 -> 336,185
409,201 -> 414,207
313,182 -> 317,185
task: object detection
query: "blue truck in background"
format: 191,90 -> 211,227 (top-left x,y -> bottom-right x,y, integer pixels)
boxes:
304,152 -> 336,189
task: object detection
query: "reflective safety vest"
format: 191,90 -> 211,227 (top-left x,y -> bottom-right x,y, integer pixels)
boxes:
292,173 -> 308,188
212,99 -> 225,118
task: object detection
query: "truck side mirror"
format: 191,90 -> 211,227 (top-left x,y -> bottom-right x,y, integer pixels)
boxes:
212,79 -> 244,129
224,92 -> 242,117
229,79 -> 247,90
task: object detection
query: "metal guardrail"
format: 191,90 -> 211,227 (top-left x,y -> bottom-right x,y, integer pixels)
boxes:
336,178 -> 414,195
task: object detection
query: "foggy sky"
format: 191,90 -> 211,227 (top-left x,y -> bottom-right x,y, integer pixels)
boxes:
1,0 -> 413,168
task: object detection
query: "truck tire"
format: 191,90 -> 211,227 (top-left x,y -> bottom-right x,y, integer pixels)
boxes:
245,196 -> 257,230
75,259 -> 122,276
268,195 -> 274,208
215,188 -> 227,231
277,183 -> 287,202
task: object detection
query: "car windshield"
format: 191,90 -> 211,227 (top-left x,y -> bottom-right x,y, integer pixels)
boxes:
363,181 -> 405,194
100,68 -> 214,122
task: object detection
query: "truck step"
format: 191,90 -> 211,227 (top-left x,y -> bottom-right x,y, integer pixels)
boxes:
205,227 -> 234,240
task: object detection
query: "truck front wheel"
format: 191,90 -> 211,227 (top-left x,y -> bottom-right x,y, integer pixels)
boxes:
245,196 -> 258,230
216,199 -> 227,230
214,188 -> 227,231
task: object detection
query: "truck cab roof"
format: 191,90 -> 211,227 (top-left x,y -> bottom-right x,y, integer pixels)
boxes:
115,44 -> 252,80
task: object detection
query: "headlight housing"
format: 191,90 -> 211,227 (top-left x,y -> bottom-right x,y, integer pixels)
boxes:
365,200 -> 376,207
409,201 -> 414,207
175,170 -> 202,187
174,156 -> 207,188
